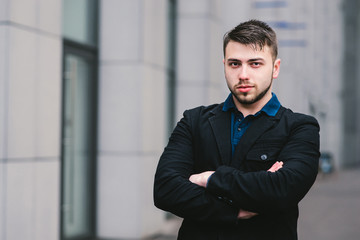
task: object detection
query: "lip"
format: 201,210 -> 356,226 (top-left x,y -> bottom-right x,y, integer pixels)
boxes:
236,85 -> 254,93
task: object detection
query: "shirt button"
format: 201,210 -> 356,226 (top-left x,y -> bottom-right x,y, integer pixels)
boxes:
238,127 -> 241,131
261,154 -> 268,160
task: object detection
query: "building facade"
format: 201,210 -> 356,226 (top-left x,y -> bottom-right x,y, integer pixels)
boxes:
0,0 -> 358,239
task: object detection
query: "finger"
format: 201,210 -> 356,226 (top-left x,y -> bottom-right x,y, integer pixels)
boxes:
238,209 -> 258,219
268,162 -> 279,172
268,161 -> 283,172
189,174 -> 197,183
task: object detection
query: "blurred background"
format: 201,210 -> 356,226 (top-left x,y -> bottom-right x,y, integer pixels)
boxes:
0,0 -> 359,239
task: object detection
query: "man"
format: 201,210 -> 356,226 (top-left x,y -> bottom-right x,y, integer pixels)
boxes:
154,19 -> 320,240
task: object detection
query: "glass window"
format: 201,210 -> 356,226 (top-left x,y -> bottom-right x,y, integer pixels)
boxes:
61,48 -> 98,239
61,0 -> 98,239
62,0 -> 98,47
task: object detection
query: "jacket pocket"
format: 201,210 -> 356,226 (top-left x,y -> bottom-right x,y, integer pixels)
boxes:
244,139 -> 285,171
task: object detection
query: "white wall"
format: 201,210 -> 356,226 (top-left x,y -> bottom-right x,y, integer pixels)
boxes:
0,0 -> 62,239
176,0 -> 227,120
97,0 -> 168,238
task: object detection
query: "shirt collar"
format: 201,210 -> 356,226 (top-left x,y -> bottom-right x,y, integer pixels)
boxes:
222,92 -> 281,117
222,93 -> 237,112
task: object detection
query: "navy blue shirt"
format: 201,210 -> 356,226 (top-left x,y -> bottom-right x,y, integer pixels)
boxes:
222,93 -> 281,155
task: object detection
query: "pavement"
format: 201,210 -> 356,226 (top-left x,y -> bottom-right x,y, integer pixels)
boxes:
150,167 -> 360,240
298,167 -> 360,240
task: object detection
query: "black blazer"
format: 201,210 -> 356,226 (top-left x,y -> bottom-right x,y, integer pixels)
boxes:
154,103 -> 320,240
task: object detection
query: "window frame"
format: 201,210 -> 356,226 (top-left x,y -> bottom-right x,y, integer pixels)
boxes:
60,38 -> 99,240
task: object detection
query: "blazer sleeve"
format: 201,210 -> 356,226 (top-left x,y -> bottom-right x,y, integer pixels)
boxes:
153,109 -> 239,224
206,114 -> 320,213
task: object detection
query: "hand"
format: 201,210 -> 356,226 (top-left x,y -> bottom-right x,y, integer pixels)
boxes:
189,171 -> 215,187
238,209 -> 258,219
267,161 -> 283,172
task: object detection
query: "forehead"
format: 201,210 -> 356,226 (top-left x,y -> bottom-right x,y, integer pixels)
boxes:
224,41 -> 272,60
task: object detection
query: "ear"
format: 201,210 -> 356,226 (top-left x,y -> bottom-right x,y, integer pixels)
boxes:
223,59 -> 225,64
272,59 -> 281,79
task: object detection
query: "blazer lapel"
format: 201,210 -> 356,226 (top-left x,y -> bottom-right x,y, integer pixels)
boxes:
231,109 -> 283,168
208,105 -> 232,165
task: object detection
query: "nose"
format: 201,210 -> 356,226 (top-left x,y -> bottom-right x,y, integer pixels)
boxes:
238,65 -> 249,80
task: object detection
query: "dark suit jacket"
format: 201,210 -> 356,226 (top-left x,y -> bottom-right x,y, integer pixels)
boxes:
154,102 -> 320,240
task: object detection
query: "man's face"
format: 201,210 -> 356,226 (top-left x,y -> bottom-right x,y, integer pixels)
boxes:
223,40 -> 280,110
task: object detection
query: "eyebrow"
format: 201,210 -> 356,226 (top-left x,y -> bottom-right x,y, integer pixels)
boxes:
227,58 -> 265,63
248,58 -> 265,62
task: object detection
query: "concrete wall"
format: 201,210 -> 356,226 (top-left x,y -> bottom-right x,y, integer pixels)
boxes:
175,0 -> 227,120
97,0 -> 168,238
0,0 -> 62,239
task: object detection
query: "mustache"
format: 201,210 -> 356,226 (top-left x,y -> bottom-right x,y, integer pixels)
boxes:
234,81 -> 254,87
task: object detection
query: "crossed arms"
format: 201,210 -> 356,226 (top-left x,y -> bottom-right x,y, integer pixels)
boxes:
189,161 -> 283,219
154,109 -> 320,224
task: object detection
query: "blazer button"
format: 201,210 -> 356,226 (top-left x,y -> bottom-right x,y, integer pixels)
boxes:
261,154 -> 268,160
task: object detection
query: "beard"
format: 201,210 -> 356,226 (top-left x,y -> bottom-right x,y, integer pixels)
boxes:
230,78 -> 273,105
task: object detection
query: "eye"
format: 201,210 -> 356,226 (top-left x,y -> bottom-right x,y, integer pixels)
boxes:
250,62 -> 261,68
229,62 -> 240,68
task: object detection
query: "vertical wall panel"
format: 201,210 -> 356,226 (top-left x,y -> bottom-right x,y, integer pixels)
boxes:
98,0 -> 168,238
0,0 -> 62,239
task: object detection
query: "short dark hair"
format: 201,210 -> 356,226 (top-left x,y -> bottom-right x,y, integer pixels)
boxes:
223,19 -> 278,60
